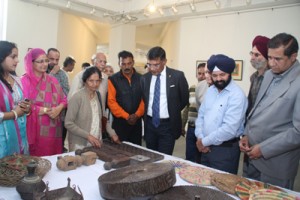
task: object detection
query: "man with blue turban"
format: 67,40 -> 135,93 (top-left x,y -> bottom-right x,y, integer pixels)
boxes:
195,54 -> 248,174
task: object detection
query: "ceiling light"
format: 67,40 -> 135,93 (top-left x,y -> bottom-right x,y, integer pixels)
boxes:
90,8 -> 96,15
190,2 -> 196,12
66,1 -> 71,8
214,0 -> 221,8
171,5 -> 178,14
158,8 -> 164,16
147,1 -> 157,13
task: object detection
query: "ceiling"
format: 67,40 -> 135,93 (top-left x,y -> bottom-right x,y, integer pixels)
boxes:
19,0 -> 300,48
20,0 -> 300,25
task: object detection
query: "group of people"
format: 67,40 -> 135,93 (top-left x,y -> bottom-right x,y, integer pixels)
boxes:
1,32 -> 299,190
183,32 -> 300,190
0,45 -> 189,158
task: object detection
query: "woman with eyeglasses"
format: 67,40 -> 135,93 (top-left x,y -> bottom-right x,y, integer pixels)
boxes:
65,67 -> 106,151
0,41 -> 30,158
21,48 -> 67,156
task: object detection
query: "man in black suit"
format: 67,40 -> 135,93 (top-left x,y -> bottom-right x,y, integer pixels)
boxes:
140,46 -> 189,155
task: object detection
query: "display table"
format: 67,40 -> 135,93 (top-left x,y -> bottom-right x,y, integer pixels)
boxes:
0,142 -> 299,200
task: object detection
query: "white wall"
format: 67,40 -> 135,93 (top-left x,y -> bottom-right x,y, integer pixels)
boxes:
161,21 -> 181,70
177,6 -> 300,93
6,0 -> 59,76
56,12 -> 100,79
6,1 -> 300,92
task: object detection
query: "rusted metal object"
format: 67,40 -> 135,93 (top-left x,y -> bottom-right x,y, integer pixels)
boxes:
98,163 -> 176,200
16,161 -> 46,200
34,177 -> 83,200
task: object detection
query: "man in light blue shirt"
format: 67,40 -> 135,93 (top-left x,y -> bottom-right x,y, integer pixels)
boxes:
195,54 -> 248,174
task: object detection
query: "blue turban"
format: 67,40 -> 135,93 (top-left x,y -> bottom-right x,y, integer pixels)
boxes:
207,54 -> 235,74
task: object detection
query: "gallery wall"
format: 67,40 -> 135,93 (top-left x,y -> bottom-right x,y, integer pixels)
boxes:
5,0 -> 300,94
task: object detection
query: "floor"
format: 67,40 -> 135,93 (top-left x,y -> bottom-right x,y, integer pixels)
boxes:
170,136 -> 300,192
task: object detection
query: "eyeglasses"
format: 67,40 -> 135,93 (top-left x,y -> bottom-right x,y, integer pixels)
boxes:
94,59 -> 107,64
34,59 -> 49,64
249,51 -> 262,58
146,62 -> 162,68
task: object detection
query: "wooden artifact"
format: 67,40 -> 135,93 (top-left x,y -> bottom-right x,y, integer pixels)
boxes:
56,152 -> 98,171
76,140 -> 164,170
151,185 -> 235,200
98,163 -> 176,200
81,152 -> 97,166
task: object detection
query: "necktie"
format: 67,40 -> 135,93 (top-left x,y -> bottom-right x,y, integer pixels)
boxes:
152,74 -> 161,127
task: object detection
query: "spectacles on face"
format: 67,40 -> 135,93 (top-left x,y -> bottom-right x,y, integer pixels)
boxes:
249,51 -> 262,58
95,59 -> 107,64
34,59 -> 49,64
146,62 -> 162,69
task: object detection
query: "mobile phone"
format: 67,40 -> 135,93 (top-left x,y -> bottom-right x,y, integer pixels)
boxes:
24,98 -> 30,102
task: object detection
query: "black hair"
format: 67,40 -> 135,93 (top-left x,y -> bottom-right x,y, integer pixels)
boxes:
81,62 -> 91,69
197,63 -> 206,69
47,48 -> 60,55
147,46 -> 166,60
0,41 -> 17,92
268,33 -> 299,58
82,66 -> 102,83
118,50 -> 134,62
63,56 -> 76,67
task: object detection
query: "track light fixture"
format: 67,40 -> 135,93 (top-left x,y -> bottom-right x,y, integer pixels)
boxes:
171,5 -> 178,14
90,8 -> 96,15
66,1 -> 71,8
189,2 -> 196,12
214,0 -> 221,8
158,8 -> 164,16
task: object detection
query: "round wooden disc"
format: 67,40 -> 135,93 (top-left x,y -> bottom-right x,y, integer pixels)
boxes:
98,163 -> 176,199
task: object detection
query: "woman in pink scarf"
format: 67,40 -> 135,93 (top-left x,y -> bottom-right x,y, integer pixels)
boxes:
21,48 -> 67,156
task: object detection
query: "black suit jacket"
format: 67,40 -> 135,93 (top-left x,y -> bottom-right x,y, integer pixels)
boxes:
140,67 -> 189,139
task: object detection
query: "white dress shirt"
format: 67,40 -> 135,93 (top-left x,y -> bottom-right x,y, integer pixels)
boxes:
147,66 -> 169,118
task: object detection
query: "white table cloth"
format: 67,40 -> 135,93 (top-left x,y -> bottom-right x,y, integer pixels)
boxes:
0,142 -> 299,200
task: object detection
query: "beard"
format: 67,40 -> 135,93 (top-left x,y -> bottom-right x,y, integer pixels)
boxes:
250,59 -> 267,70
213,75 -> 231,90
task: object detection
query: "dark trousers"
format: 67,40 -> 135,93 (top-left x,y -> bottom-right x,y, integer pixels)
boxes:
113,118 -> 142,146
62,121 -> 67,151
144,116 -> 175,155
185,126 -> 201,163
201,140 -> 240,174
245,160 -> 294,190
